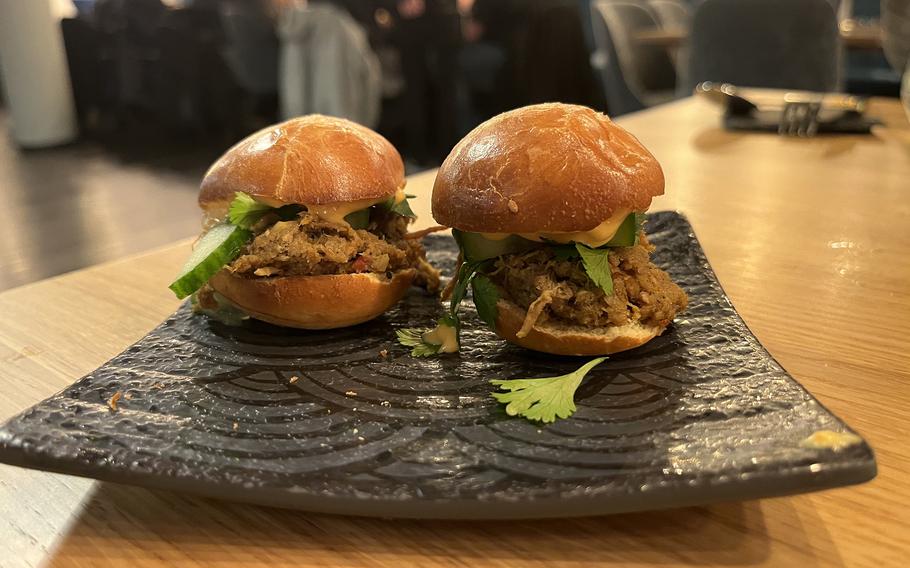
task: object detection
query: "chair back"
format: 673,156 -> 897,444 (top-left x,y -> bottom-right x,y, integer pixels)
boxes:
648,0 -> 690,28
590,0 -> 677,114
647,0 -> 691,93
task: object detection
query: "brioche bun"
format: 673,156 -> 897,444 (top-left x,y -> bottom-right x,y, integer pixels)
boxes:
494,298 -> 663,356
432,103 -> 663,233
209,269 -> 416,329
199,115 -> 405,216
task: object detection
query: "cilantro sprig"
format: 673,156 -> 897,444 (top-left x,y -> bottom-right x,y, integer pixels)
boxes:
395,260 -> 499,355
575,243 -> 614,296
386,193 -> 417,219
228,193 -> 273,228
470,274 -> 499,329
491,357 -> 608,423
396,326 -> 444,357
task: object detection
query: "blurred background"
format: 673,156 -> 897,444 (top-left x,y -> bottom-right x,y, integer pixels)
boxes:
0,0 -> 908,291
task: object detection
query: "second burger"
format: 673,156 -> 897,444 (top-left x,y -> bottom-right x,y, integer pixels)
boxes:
402,103 -> 687,356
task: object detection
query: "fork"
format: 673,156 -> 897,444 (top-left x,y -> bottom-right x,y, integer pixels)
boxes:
778,101 -> 822,137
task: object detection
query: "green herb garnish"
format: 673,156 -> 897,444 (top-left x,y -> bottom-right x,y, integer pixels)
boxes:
396,260 -> 490,355
491,357 -> 608,423
345,194 -> 419,232
228,192 -> 273,229
384,193 -> 417,219
396,325 -> 444,357
575,243 -> 614,296
471,274 -> 499,330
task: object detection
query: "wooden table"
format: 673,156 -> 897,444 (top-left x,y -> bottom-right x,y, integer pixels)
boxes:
635,22 -> 883,50
1,98 -> 908,567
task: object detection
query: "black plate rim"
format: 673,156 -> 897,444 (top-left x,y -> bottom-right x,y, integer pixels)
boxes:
0,443 -> 876,519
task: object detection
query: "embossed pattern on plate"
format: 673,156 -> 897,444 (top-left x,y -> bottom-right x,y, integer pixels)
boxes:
0,212 -> 875,519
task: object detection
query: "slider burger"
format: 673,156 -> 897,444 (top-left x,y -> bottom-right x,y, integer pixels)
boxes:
407,103 -> 687,356
169,115 -> 440,328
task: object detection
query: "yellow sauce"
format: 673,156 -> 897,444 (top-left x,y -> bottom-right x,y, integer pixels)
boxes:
305,188 -> 406,225
800,430 -> 862,451
422,322 -> 459,353
209,189 -> 407,228
481,209 -> 631,248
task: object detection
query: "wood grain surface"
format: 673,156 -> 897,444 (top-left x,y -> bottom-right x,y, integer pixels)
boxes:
1,97 -> 908,567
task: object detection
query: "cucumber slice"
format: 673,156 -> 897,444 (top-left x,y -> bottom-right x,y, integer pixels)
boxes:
453,229 -> 542,262
169,224 -> 252,299
344,207 -> 371,229
603,213 -> 641,247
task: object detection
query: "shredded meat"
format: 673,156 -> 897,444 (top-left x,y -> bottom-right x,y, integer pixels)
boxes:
227,208 -> 440,292
490,233 -> 687,329
518,288 -> 567,337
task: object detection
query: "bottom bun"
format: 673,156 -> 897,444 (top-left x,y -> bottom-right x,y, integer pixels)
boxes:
209,269 -> 416,329
494,298 -> 663,356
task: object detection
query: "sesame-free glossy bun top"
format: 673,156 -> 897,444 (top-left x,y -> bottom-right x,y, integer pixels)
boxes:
199,115 -> 405,211
432,103 -> 664,233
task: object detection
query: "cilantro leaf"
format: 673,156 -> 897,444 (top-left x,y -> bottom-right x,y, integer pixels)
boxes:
228,192 -> 273,229
398,262 -> 485,358
491,357 -> 608,423
449,260 -> 483,313
385,195 -> 417,219
396,315 -> 459,356
395,327 -> 443,357
471,274 -> 499,330
576,243 -> 614,296
398,260 -> 491,358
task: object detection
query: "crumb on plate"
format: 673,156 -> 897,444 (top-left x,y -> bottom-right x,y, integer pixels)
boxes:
108,391 -> 122,412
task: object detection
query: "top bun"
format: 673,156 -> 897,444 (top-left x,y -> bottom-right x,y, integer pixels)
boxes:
432,103 -> 664,233
199,115 -> 405,212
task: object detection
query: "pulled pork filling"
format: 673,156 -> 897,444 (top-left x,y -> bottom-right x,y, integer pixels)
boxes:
489,233 -> 687,331
227,208 -> 440,292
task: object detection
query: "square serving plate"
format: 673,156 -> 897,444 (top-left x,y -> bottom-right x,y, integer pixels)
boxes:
0,212 -> 875,519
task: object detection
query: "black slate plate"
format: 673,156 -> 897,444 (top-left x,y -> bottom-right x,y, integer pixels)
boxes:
0,212 -> 875,519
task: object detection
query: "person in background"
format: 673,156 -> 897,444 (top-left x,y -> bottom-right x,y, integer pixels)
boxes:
378,0 -> 461,167
466,0 -> 603,111
458,0 -> 527,122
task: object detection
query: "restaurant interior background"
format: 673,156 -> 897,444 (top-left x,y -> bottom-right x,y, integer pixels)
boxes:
0,0 -> 908,292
